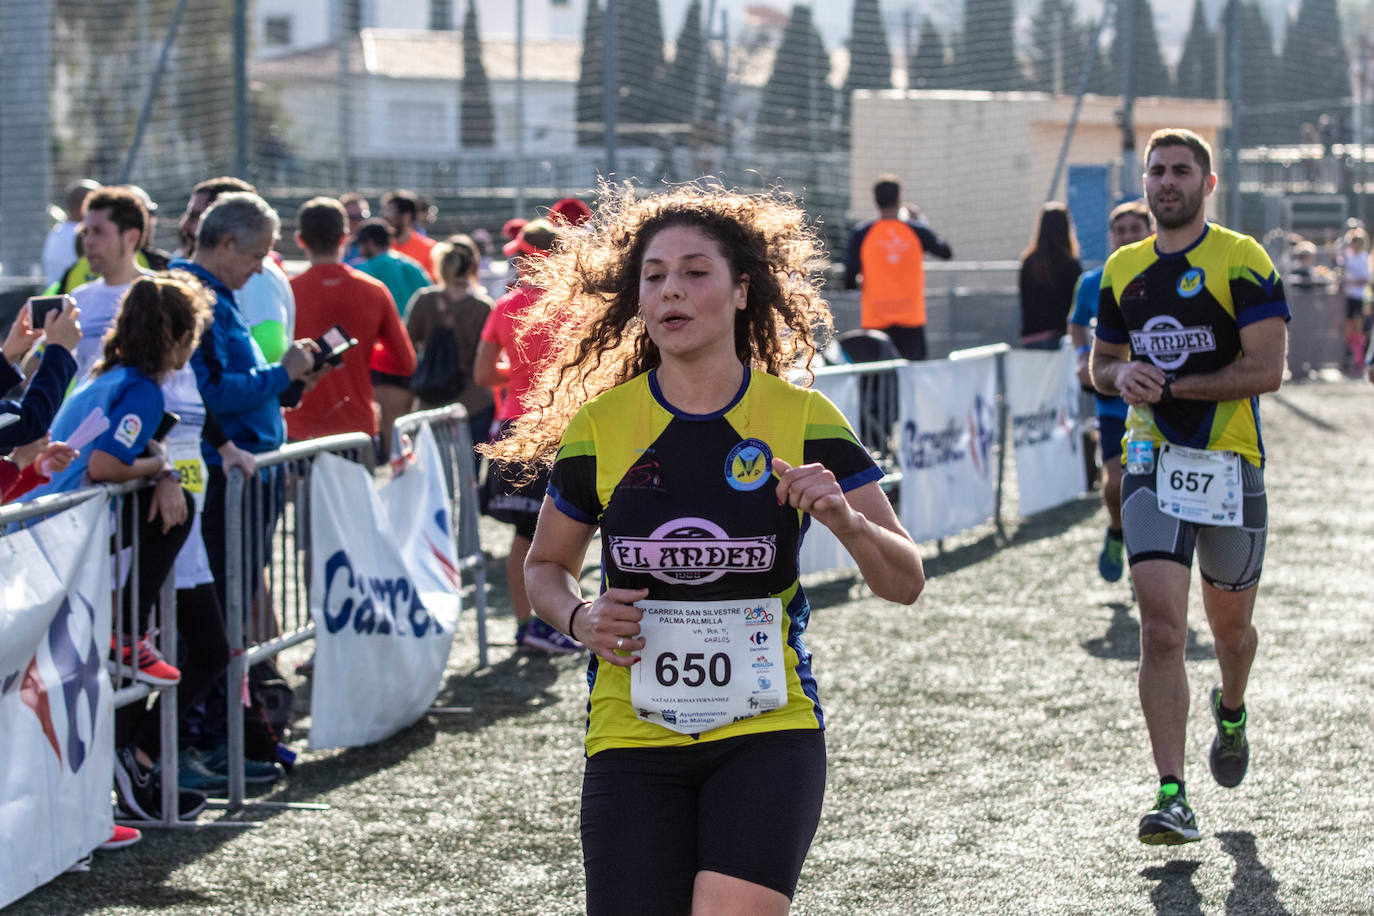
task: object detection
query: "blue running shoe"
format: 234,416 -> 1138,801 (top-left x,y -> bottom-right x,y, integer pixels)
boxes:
1098,529 -> 1125,582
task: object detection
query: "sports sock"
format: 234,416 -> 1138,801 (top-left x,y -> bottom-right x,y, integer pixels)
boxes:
1107,527 -> 1123,540
1219,701 -> 1245,724
1159,775 -> 1184,795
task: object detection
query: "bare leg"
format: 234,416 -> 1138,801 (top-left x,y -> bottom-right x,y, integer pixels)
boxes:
508,533 -> 532,625
692,871 -> 790,916
1201,581 -> 1259,710
1133,558 -> 1194,779
373,383 -> 415,456
1102,461 -> 1123,530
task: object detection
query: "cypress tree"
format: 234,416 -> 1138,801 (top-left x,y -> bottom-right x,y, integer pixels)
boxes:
843,0 -> 893,125
1106,0 -> 1173,98
665,0 -> 705,137
1028,0 -> 1102,95
1175,0 -> 1218,99
956,0 -> 1019,90
908,17 -> 949,91
576,1 -> 604,147
617,0 -> 669,147
460,0 -> 494,147
1279,0 -> 1351,142
757,4 -> 835,151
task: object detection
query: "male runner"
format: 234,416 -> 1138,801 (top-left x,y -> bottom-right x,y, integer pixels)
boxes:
1068,199 -> 1153,582
1090,129 -> 1290,845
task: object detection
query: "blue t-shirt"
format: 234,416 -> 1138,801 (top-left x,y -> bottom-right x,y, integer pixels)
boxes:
24,365 -> 164,498
1069,266 -> 1128,421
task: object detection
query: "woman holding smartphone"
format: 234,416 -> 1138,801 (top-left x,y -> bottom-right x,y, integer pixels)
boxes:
491,185 -> 925,914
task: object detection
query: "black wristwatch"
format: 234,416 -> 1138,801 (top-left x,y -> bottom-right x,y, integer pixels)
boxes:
1160,379 -> 1174,402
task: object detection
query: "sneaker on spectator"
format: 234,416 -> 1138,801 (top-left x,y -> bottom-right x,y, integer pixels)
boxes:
98,824 -> 142,850
520,618 -> 582,655
114,747 -> 207,821
110,630 -> 181,687
175,748 -> 228,792
201,744 -> 284,785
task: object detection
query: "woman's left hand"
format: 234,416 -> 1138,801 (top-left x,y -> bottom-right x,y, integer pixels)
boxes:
772,456 -> 858,534
147,473 -> 188,533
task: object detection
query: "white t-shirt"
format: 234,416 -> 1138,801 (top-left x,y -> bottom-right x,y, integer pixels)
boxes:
236,257 -> 296,361
162,366 -> 214,589
1343,246 -> 1370,300
42,221 -> 80,286
70,277 -> 136,382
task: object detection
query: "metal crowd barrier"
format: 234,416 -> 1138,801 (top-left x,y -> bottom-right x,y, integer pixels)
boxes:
392,402 -> 490,668
222,432 -> 374,809
0,478 -> 184,829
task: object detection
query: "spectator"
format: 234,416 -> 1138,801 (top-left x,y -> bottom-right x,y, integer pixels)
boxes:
355,218 -> 430,451
25,274 -> 212,821
474,218 -> 578,654
1,299 -> 83,490
1018,201 -> 1082,350
842,175 -> 953,361
549,196 -> 592,229
285,197 -> 416,442
340,192 -> 371,266
67,186 -> 151,380
172,192 -> 325,603
381,189 -> 437,282
41,179 -> 100,287
405,234 -> 494,455
178,176 -> 296,362
125,185 -> 173,269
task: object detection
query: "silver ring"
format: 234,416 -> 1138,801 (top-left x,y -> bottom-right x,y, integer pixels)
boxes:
616,637 -> 625,650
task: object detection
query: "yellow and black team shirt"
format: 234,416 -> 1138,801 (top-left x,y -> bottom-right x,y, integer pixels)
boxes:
1096,223 -> 1291,467
548,367 -> 882,757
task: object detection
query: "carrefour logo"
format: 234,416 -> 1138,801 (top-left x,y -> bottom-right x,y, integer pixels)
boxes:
899,394 -> 997,480
1176,267 -> 1206,298
1130,315 -> 1216,371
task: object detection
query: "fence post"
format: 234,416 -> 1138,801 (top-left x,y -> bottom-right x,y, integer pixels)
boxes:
225,467 -> 247,811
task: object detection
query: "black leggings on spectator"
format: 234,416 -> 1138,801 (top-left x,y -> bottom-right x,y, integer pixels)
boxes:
116,486 -> 193,639
116,582 -> 231,757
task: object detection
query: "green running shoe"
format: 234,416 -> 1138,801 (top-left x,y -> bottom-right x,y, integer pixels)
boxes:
1138,783 -> 1201,845
1098,529 -> 1125,582
1209,686 -> 1250,788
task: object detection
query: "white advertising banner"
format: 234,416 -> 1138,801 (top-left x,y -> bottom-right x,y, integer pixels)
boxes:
799,370 -> 860,576
1,498 -> 114,908
1006,346 -> 1087,516
896,356 -> 1001,542
308,434 -> 461,750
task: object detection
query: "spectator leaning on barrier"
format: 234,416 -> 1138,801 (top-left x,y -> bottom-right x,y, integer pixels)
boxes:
842,174 -> 952,361
179,176 -> 297,362
1091,128 -> 1290,847
1068,199 -> 1154,585
1018,201 -> 1082,350
381,189 -> 437,282
173,192 -> 328,601
1,297 -> 82,499
285,197 -> 416,442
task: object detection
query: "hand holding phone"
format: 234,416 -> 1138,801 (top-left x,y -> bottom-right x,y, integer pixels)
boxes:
28,295 -> 69,330
315,324 -> 358,369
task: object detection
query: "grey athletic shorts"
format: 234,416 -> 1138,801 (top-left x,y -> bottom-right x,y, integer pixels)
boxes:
1120,457 -> 1268,592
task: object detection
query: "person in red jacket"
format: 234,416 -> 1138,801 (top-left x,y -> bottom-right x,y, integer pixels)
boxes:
284,197 -> 416,444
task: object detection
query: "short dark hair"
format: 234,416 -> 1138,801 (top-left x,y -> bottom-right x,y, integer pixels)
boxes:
297,197 -> 348,254
873,176 -> 901,209
192,175 -> 256,205
355,218 -> 393,249
1145,129 -> 1213,176
83,186 -> 148,239
381,189 -> 421,220
1109,198 -> 1152,228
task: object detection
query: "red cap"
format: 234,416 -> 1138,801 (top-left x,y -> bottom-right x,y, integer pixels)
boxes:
549,197 -> 592,227
501,217 -> 527,241
502,218 -> 562,259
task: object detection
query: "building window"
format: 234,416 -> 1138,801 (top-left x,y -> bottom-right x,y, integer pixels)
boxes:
264,15 -> 292,48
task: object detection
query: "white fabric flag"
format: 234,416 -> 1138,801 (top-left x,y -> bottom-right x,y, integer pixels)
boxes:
1006,346 -> 1088,516
308,447 -> 459,750
799,371 -> 861,576
1,498 -> 114,908
896,356 -> 1001,542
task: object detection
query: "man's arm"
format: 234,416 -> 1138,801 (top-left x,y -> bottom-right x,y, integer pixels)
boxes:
913,222 -> 953,260
1093,317 -> 1287,406
841,226 -> 865,290
376,296 -> 418,376
191,323 -> 291,416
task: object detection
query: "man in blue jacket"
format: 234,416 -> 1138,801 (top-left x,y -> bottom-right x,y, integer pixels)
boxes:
171,191 -> 325,604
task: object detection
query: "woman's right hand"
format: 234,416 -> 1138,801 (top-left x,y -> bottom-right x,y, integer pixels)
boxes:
572,587 -> 649,667
43,301 -> 82,353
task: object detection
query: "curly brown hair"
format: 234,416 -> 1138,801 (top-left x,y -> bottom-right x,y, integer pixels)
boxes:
94,272 -> 213,378
480,182 -> 834,472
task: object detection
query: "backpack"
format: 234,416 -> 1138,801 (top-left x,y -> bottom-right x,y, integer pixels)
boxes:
409,324 -> 466,404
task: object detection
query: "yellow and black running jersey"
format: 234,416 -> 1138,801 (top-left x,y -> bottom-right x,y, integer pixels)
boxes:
548,366 -> 882,756
1096,223 -> 1290,466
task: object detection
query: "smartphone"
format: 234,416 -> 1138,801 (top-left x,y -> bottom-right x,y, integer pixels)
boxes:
152,411 -> 180,441
28,295 -> 70,329
315,324 -> 358,368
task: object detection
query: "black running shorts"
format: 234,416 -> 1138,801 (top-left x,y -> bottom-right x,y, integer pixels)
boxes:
1121,456 -> 1267,591
580,729 -> 826,915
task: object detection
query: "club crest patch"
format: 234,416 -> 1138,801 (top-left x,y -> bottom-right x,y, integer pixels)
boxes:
1176,267 -> 1205,298
724,438 -> 772,492
113,413 -> 143,449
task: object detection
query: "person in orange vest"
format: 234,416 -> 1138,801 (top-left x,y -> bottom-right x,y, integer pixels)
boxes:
841,175 -> 952,360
